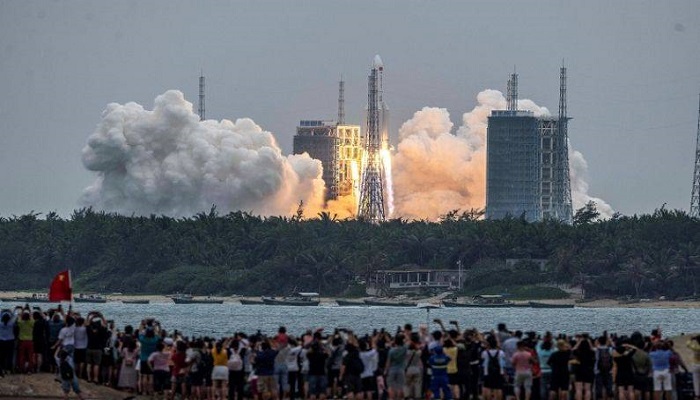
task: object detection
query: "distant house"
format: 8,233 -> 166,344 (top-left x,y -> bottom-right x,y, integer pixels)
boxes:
366,269 -> 462,296
506,258 -> 548,271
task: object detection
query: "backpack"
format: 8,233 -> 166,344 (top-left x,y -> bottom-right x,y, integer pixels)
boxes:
228,348 -> 243,371
60,359 -> 74,381
190,351 -> 204,373
487,350 -> 501,376
597,348 -> 612,373
200,352 -> 213,373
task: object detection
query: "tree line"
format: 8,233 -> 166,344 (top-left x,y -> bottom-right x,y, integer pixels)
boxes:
0,202 -> 698,299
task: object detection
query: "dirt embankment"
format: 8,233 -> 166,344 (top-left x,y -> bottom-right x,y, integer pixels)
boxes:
0,373 -> 143,399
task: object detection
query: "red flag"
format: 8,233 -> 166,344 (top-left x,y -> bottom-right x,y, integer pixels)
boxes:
48,270 -> 72,302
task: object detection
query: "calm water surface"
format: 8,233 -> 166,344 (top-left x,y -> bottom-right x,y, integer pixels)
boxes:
4,301 -> 698,337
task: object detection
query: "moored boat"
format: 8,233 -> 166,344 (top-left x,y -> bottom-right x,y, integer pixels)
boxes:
528,301 -> 575,309
443,294 -> 521,308
363,298 -> 417,307
261,292 -> 320,306
122,299 -> 150,304
171,294 -> 223,304
74,294 -> 108,303
239,298 -> 265,305
335,299 -> 366,307
11,294 -> 53,303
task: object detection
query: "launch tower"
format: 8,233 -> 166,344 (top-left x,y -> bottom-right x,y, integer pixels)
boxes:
357,55 -> 387,222
198,72 -> 205,121
691,94 -> 700,217
486,68 -> 573,223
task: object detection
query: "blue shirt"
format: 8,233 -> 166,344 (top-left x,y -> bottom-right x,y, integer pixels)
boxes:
48,319 -> 65,342
0,313 -> 16,341
139,334 -> 159,361
537,343 -> 555,373
649,350 -> 672,371
255,349 -> 278,376
429,353 -> 451,378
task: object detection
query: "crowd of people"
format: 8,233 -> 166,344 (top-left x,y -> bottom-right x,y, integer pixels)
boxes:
0,303 -> 699,400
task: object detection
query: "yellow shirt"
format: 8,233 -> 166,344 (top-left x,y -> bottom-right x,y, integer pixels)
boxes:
213,349 -> 228,367
17,319 -> 34,341
445,346 -> 458,374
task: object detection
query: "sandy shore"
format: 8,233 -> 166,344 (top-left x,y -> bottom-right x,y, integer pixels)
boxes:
1,291 -> 699,308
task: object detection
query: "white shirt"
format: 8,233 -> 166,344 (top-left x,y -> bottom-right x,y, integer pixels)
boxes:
287,346 -> 302,372
58,326 -> 76,347
74,326 -> 88,349
360,349 -> 378,378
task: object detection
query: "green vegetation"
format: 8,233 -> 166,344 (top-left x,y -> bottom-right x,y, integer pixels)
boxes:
0,202 -> 698,298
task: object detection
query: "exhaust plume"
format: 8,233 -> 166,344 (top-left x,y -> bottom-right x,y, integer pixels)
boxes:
392,90 -> 613,220
80,90 -> 325,217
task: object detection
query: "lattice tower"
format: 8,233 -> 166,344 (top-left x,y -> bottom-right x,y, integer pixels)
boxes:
338,77 -> 345,125
691,93 -> 700,217
198,73 -> 205,121
557,65 -> 573,223
357,56 -> 387,222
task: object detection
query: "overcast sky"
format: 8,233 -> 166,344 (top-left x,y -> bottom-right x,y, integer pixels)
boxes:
1,0 -> 699,218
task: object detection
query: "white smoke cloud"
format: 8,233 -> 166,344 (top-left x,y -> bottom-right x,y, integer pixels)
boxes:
80,90 -> 325,217
391,90 -> 613,220
569,149 -> 615,218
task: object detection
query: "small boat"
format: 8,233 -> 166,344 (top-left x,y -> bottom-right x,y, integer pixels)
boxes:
443,294 -> 521,308
12,294 -> 53,303
122,299 -> 150,304
528,301 -> 575,309
363,298 -> 417,307
335,299 -> 366,307
239,298 -> 265,305
262,292 -> 320,306
171,294 -> 223,304
74,294 -> 108,303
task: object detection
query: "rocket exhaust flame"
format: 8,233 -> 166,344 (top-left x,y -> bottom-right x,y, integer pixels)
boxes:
81,90 -> 611,222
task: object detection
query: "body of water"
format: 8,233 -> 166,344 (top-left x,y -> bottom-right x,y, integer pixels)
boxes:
4,301 -> 698,338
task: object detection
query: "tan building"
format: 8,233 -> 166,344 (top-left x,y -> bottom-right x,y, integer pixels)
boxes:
293,121 -> 363,202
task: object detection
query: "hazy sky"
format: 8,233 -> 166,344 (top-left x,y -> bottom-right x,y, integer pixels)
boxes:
1,0 -> 699,218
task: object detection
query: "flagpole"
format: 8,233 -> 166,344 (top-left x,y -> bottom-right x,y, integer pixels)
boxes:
68,269 -> 74,312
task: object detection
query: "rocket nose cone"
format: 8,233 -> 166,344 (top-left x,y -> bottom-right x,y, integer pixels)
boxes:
373,55 -> 383,69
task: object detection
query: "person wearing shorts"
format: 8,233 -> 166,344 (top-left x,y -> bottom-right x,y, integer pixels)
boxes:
138,323 -> 160,396
649,342 -> 673,399
511,341 -> 534,400
148,342 -> 171,397
306,341 -> 329,400
211,341 -> 229,400
547,340 -> 572,400
482,336 -> 505,400
385,335 -> 407,400
254,340 -> 279,400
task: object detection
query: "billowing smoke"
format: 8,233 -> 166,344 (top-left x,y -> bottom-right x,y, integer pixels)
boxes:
80,90 -> 326,217
569,149 -> 615,218
392,90 -> 613,220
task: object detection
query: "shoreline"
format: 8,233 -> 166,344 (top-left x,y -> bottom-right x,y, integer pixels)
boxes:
1,290 -> 698,309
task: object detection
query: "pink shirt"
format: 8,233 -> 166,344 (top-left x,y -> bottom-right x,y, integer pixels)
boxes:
149,351 -> 171,372
511,350 -> 533,373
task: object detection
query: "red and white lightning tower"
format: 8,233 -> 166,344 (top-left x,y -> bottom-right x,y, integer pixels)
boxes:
691,93 -> 700,217
358,55 -> 387,222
